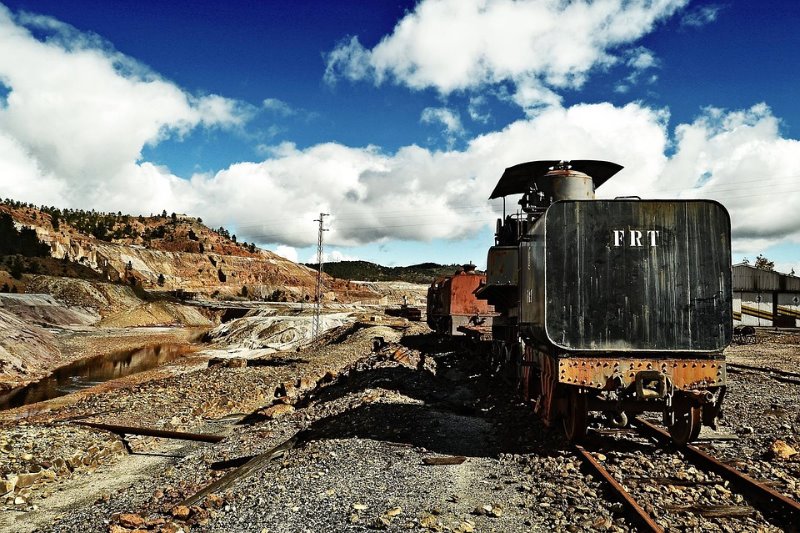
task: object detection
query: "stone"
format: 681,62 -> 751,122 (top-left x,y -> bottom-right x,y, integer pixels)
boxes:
108,526 -> 129,533
14,495 -> 27,505
171,505 -> 191,519
385,506 -> 402,517
419,513 -> 439,529
455,521 -> 475,533
352,503 -> 368,511
371,517 -> 390,529
261,403 -> 295,419
206,493 -> 224,508
160,523 -> 185,533
770,440 -> 797,460
1,475 -> 17,495
118,513 -> 145,528
15,471 -> 42,489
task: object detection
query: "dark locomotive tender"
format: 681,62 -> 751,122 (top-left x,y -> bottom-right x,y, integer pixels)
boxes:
444,160 -> 731,444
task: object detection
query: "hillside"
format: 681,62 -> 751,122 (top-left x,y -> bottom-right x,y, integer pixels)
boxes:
305,260 -> 466,284
0,199 -> 378,303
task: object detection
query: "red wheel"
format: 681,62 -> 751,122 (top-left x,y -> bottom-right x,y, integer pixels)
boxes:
669,405 -> 702,445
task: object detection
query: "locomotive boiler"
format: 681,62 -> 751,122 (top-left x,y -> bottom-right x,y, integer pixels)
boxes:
475,160 -> 732,444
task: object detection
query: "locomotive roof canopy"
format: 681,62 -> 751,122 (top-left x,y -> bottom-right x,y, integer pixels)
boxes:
488,160 -> 623,199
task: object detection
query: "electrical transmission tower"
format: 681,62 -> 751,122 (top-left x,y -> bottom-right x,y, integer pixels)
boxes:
311,212 -> 329,340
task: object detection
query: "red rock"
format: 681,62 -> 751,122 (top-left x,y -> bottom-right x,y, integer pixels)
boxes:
117,513 -> 145,528
171,505 -> 191,519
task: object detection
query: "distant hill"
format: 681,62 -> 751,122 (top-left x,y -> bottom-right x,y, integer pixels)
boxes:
305,260 -> 467,284
0,198 -> 378,302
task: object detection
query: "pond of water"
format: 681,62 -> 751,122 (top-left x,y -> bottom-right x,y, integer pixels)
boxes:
0,344 -> 191,411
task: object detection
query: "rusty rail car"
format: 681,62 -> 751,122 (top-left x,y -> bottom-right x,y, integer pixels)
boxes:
437,160 -> 732,445
426,264 -> 496,336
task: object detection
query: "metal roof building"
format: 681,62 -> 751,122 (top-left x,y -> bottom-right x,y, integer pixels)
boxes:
732,264 -> 800,327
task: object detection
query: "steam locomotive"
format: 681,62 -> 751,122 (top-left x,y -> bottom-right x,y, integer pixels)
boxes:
430,160 -> 732,444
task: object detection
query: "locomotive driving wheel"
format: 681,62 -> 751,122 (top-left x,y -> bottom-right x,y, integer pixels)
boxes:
563,387 -> 588,441
668,396 -> 702,445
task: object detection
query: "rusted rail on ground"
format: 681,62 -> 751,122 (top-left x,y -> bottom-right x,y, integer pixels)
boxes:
635,417 -> 800,525
727,362 -> 800,381
72,421 -> 225,443
180,430 -> 306,508
574,444 -> 664,532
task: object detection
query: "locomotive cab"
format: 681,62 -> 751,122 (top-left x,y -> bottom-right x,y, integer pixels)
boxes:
478,160 -> 732,444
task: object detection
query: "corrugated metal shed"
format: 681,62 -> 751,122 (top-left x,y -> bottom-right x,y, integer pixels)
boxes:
732,264 -> 800,292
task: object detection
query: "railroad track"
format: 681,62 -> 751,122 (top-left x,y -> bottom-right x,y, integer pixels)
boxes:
728,362 -> 800,384
574,418 -> 800,531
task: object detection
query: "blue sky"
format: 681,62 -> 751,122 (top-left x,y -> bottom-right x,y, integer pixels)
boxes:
0,0 -> 798,272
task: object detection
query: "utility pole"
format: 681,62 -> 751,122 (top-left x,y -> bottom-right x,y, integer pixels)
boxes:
311,212 -> 329,340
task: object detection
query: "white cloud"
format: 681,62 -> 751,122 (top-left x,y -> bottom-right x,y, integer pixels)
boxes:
467,96 -> 491,123
325,0 -> 688,108
0,5 -> 248,213
420,106 -> 464,147
680,4 -> 723,28
188,101 -> 669,248
614,46 -> 659,93
307,250 -> 360,263
273,245 -> 299,263
263,98 -> 294,116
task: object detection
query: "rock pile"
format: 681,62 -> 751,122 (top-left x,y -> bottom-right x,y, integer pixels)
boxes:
0,424 -> 126,511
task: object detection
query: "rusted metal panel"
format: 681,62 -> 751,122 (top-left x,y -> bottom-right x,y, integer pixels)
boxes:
485,246 -> 518,287
427,269 -> 495,335
523,200 -> 732,353
558,357 -> 726,390
446,273 -> 492,316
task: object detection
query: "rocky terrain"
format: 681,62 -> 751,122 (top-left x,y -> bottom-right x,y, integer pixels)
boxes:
0,201 -> 379,303
0,324 -> 796,532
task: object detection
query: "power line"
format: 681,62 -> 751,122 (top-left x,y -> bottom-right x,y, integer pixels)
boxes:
311,212 -> 329,340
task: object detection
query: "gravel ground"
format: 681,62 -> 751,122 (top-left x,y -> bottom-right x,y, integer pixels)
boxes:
1,325 -> 798,532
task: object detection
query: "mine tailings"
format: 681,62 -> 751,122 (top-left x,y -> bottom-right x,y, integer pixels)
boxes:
0,343 -> 195,411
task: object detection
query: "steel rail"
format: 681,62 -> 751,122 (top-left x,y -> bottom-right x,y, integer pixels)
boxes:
635,417 -> 800,525
72,421 -> 225,443
574,444 -> 664,533
727,362 -> 800,380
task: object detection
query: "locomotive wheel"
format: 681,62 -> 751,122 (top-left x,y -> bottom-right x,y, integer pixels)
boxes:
668,405 -> 702,445
563,387 -> 588,441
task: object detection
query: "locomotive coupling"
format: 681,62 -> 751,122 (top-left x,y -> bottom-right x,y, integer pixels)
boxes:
634,370 -> 670,400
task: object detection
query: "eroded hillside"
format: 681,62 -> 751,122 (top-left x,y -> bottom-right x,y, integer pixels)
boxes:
0,201 -> 378,303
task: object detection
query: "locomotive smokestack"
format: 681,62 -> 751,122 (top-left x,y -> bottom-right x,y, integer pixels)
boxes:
545,161 -> 596,202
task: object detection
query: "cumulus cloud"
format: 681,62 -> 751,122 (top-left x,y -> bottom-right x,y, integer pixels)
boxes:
0,5 -> 249,214
273,245 -> 299,263
324,0 -> 688,108
188,101 -> 669,248
206,101 -> 798,257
